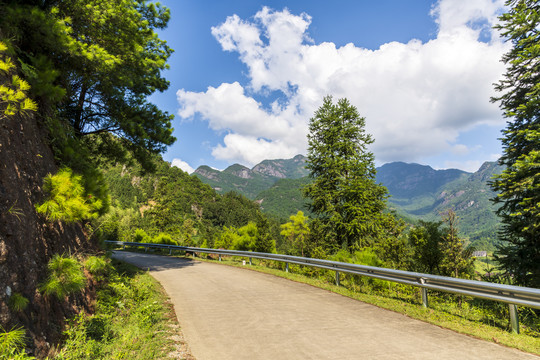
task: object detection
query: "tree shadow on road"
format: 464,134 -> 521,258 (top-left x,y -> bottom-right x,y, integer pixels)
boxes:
111,250 -> 197,272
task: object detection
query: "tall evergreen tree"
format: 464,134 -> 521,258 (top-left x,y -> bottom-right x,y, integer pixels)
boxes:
303,96 -> 388,251
490,0 -> 539,287
439,210 -> 474,278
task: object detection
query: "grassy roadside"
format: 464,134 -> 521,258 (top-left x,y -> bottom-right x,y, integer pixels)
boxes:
2,256 -> 195,359
49,258 -> 195,359
188,253 -> 540,356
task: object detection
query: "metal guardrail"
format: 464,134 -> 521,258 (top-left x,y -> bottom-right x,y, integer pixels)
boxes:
105,240 -> 540,334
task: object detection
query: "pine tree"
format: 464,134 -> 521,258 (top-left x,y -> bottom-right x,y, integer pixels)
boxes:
490,0 -> 540,287
1,0 -> 175,165
303,96 -> 388,251
439,210 -> 474,278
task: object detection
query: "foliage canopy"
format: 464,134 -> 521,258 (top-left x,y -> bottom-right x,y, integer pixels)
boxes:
1,0 -> 175,166
490,0 -> 540,287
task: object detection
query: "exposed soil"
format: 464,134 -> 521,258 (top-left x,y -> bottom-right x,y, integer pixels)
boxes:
0,94 -> 98,357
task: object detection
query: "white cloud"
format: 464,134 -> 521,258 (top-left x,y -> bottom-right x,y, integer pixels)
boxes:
171,158 -> 195,174
443,160 -> 484,173
451,144 -> 471,156
176,0 -> 510,167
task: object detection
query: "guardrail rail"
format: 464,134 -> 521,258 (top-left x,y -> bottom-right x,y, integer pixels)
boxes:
105,240 -> 540,334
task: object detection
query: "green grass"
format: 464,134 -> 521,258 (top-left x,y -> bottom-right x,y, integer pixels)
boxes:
8,293 -> 29,313
0,326 -> 35,359
50,258 -> 188,359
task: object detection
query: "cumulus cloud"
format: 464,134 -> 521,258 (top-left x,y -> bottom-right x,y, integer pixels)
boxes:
171,158 -> 195,174
443,160 -> 484,173
176,0 -> 509,167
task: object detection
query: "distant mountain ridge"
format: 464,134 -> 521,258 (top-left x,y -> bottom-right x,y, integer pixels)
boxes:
193,154 -> 309,199
194,155 -> 503,248
376,162 -> 469,198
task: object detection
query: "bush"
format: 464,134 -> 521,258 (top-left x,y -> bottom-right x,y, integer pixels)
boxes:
330,249 -> 387,290
8,293 -> 29,313
84,256 -> 111,281
132,228 -> 150,243
152,233 -> 177,246
36,168 -> 102,223
41,255 -> 86,299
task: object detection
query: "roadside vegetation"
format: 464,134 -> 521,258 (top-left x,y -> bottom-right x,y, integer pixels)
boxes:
1,256 -> 191,360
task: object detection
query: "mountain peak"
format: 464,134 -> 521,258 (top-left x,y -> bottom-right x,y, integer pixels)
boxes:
223,164 -> 252,179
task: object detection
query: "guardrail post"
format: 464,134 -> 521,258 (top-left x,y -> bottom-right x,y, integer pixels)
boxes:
419,278 -> 428,308
335,271 -> 340,287
169,247 -> 172,255
219,254 -> 222,262
285,262 -> 289,273
421,288 -> 429,308
145,246 -> 148,253
249,257 -> 252,265
123,244 -> 125,250
509,304 -> 519,334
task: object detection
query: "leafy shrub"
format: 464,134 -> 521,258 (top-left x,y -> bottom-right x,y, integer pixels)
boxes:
84,256 -> 111,281
330,249 -> 386,290
41,255 -> 86,299
152,233 -> 177,245
36,168 -> 103,223
132,228 -> 150,243
8,293 -> 29,313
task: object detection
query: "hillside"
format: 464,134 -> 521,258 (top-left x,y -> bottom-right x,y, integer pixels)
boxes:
255,177 -> 313,219
99,156 -> 266,245
376,162 -> 469,199
194,155 -> 308,199
382,161 -> 504,249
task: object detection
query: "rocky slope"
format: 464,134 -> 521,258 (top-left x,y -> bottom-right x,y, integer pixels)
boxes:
0,99 -> 96,356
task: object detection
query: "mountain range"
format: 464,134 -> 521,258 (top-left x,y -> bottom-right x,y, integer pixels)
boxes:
194,155 -> 504,249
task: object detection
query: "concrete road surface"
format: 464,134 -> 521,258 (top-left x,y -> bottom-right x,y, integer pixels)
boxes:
112,251 -> 539,360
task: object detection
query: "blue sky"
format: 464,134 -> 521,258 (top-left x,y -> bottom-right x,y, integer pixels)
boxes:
150,0 -> 509,173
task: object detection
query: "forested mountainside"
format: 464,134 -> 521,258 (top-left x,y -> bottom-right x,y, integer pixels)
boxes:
195,155 -> 504,249
99,156 -> 271,247
380,161 -> 504,249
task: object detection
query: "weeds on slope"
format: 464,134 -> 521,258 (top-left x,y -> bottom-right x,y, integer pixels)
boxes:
50,258 -> 184,359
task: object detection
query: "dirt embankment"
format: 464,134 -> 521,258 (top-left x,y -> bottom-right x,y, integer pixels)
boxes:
0,89 -> 98,356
